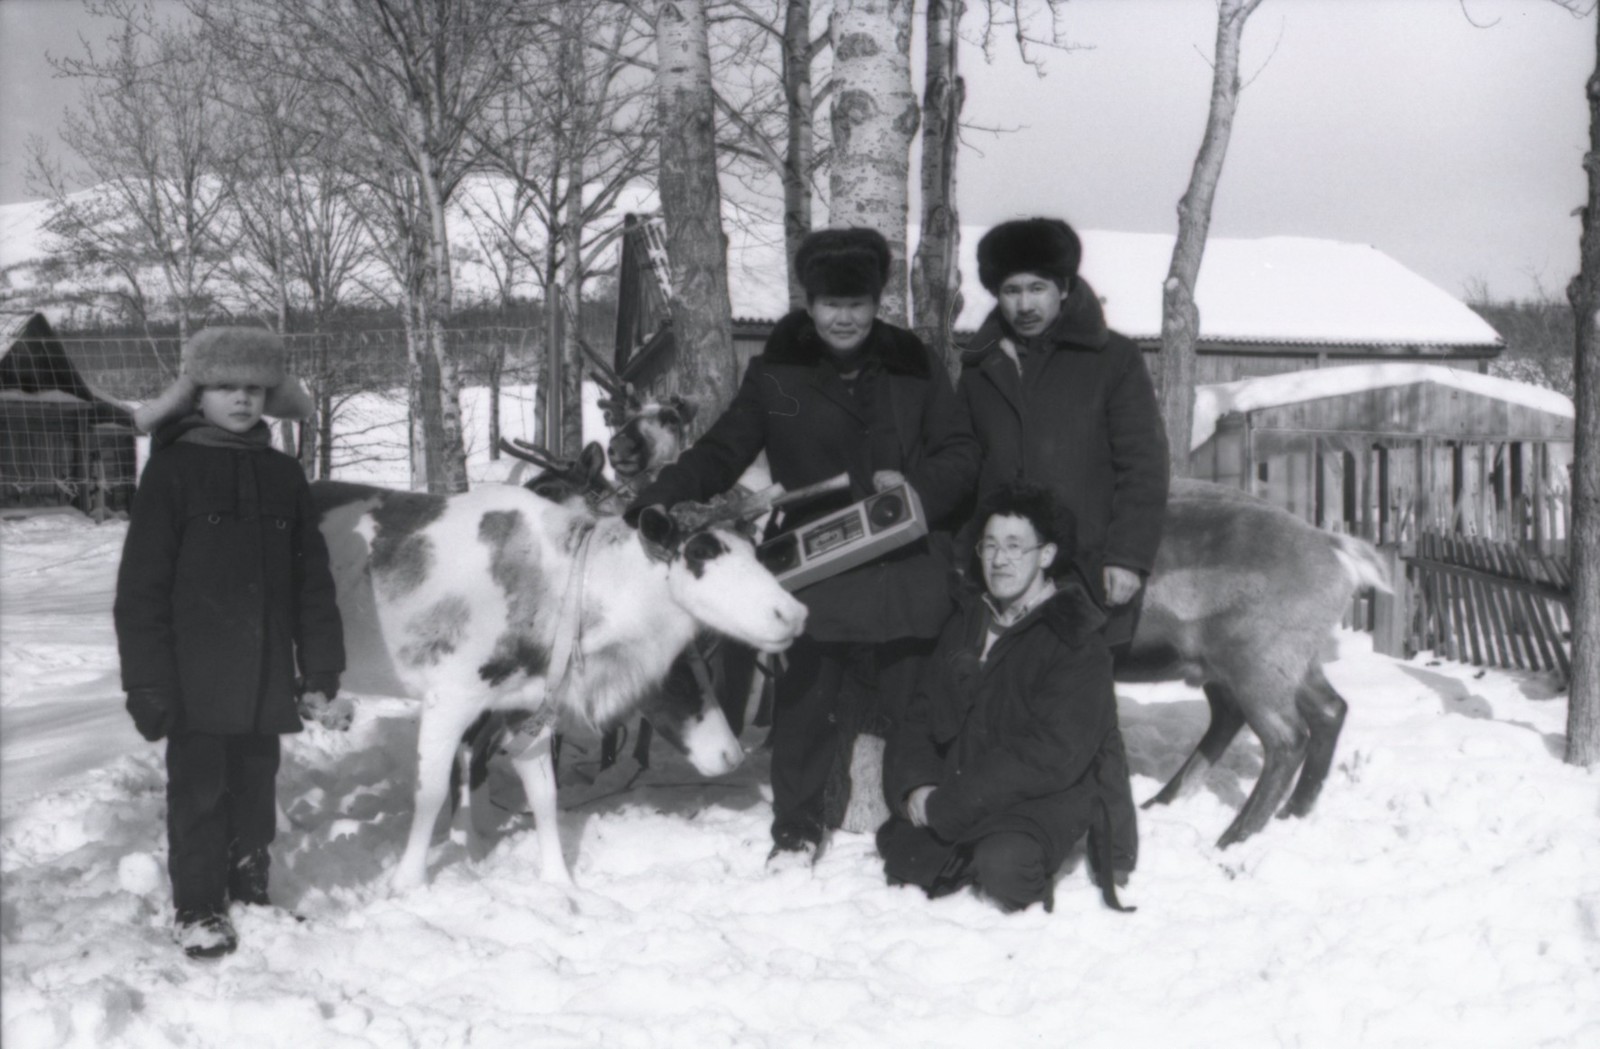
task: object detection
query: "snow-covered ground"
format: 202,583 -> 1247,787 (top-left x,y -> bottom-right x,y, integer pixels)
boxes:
3,505 -> 1597,1049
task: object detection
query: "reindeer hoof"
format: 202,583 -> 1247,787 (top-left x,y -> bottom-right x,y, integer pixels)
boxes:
1215,824 -> 1254,850
1140,788 -> 1179,810
389,860 -> 428,893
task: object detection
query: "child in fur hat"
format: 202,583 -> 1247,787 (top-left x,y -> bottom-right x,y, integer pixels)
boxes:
114,328 -> 345,959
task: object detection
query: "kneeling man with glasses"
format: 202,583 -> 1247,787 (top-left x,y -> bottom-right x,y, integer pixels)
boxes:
877,480 -> 1133,913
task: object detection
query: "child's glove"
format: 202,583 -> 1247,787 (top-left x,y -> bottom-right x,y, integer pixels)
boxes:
126,688 -> 176,742
297,673 -> 353,731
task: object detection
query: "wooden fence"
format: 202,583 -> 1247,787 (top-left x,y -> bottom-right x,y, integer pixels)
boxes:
1398,530 -> 1572,679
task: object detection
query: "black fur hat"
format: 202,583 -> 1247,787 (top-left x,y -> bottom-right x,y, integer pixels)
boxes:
794,227 -> 891,300
976,218 -> 1082,294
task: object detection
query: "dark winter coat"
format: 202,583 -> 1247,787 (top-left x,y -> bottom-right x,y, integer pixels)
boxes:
114,419 -> 344,735
958,279 -> 1169,644
883,581 -> 1119,857
630,309 -> 980,642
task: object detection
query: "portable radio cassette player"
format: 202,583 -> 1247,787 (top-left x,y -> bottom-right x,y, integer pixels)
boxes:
756,483 -> 927,592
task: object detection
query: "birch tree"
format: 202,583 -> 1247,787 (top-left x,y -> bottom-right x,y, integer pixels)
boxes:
469,0 -> 654,455
698,0 -> 829,310
199,0 -> 538,494
212,72 -> 378,475
1565,3 -> 1600,766
910,0 -> 963,375
30,2 -> 237,346
828,0 -> 918,324
655,0 -> 740,426
778,0 -> 823,307
1157,0 -> 1265,479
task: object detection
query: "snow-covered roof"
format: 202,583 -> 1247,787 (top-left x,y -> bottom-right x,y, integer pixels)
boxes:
1190,362 -> 1575,451
1074,232 -> 1502,348
1,310 -> 45,347
725,225 -> 1501,350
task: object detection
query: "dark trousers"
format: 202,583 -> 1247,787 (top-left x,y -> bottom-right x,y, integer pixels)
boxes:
1090,723 -> 1139,873
878,818 -> 1057,913
165,732 -> 280,919
771,636 -> 932,842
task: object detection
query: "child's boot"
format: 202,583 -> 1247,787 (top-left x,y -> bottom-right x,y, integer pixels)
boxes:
228,846 -> 271,907
176,910 -> 238,959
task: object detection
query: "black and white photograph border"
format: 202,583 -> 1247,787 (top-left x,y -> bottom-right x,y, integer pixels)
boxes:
2,2 -> 1597,1047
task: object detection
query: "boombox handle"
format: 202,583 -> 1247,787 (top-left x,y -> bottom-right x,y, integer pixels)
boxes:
770,472 -> 850,509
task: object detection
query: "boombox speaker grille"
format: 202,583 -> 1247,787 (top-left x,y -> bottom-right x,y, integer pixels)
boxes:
866,492 -> 906,532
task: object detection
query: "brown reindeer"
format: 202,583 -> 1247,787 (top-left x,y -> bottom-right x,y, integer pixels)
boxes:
1125,479 -> 1391,847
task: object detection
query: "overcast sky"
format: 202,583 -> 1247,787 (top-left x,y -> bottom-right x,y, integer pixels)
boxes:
0,0 -> 1591,303
953,0 -> 1592,303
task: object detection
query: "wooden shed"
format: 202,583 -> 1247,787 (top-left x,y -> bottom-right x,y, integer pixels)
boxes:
1188,364 -> 1574,551
0,311 -> 137,515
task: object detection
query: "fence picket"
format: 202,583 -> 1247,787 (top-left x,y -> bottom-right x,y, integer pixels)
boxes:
1443,536 -> 1473,664
1404,529 -> 1571,678
1482,538 -> 1532,670
1449,536 -> 1487,666
1465,537 -> 1513,668
1433,537 -> 1459,658
1508,546 -> 1571,679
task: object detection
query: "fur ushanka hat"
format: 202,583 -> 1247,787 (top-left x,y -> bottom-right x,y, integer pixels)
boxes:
976,218 -> 1083,294
794,227 -> 892,301
133,327 -> 314,434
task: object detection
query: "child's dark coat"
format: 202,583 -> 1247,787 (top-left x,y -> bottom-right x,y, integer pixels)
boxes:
114,419 -> 344,735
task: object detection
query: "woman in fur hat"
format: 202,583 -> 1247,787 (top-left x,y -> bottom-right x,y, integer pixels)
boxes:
959,217 -> 1170,885
114,328 -> 345,958
628,228 -> 979,863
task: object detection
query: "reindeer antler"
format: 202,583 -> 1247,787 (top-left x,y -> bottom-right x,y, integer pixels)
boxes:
579,341 -> 644,428
668,485 -> 786,533
667,473 -> 851,533
498,437 -> 570,472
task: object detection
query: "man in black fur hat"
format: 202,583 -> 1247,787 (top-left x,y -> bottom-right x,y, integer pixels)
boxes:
958,217 -> 1170,884
629,227 -> 979,863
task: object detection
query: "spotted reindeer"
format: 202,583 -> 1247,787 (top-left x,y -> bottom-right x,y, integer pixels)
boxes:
312,481 -> 806,888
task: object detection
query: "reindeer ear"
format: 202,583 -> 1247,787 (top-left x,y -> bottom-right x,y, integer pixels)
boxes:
578,442 -> 607,484
667,395 -> 698,426
635,505 -> 679,562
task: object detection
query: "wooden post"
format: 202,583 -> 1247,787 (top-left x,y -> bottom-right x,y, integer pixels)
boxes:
1533,442 -> 1548,553
1313,436 -> 1324,528
1371,543 -> 1409,658
1360,445 -> 1375,542
1240,416 -> 1255,495
1303,441 -> 1316,527
1510,441 -> 1525,545
1476,442 -> 1490,537
1378,444 -> 1392,544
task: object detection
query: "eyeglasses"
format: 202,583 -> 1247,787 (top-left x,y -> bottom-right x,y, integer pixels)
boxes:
978,540 -> 1044,563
